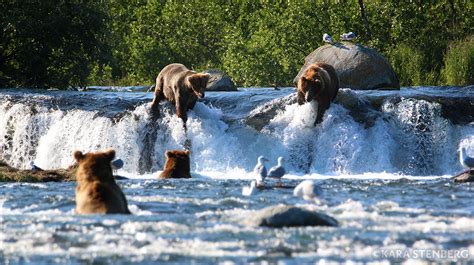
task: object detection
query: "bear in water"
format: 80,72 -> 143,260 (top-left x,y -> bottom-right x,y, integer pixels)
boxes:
297,62 -> 339,125
159,150 -> 192,179
151,63 -> 210,123
74,149 -> 131,214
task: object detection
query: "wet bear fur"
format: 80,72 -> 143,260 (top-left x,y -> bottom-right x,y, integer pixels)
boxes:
151,63 -> 210,123
74,149 -> 131,214
297,62 -> 339,125
159,150 -> 192,179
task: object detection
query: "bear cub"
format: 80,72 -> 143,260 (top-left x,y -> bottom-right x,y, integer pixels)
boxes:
159,150 -> 192,179
74,149 -> 131,214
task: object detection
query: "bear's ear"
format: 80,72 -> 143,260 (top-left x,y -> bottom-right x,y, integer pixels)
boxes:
165,150 -> 174,158
184,150 -> 191,155
104,149 -> 116,161
73,150 -> 84,162
188,73 -> 210,88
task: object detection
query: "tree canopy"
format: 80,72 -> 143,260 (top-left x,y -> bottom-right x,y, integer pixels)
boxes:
1,0 -> 473,88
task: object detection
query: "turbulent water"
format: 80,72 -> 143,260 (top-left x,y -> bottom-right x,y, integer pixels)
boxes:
0,87 -> 473,263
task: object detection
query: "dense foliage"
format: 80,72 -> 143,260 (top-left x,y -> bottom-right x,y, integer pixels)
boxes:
0,1 -> 110,88
1,0 -> 473,88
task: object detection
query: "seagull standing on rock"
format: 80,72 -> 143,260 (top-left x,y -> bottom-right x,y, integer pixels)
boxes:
254,156 -> 269,187
459,147 -> 474,171
267,157 -> 286,187
293,180 -> 324,204
340,32 -> 356,41
323,33 -> 334,44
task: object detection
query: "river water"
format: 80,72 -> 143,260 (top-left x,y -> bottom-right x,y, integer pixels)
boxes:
0,87 -> 473,263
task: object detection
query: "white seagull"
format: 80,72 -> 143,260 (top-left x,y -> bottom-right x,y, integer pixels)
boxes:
340,32 -> 356,41
267,157 -> 286,187
242,180 -> 258,196
323,33 -> 334,44
293,180 -> 324,204
459,147 -> 474,170
254,156 -> 269,186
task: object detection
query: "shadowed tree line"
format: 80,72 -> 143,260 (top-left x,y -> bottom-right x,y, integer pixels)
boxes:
1,0 -> 473,89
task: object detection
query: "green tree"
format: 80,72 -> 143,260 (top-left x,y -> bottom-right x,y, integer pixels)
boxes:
0,1 -> 110,88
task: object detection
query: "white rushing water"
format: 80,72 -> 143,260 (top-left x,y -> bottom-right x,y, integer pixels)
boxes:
0,88 -> 472,177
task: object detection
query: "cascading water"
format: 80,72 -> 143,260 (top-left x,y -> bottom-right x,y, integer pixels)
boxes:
1,87 -> 474,264
0,87 -> 472,176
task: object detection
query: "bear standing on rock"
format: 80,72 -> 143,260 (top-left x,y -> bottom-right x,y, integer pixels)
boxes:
151,63 -> 210,124
159,150 -> 192,179
74,149 -> 131,214
297,62 -> 339,125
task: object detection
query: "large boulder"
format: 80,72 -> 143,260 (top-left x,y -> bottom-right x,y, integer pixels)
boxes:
204,69 -> 237,91
244,205 -> 338,228
294,42 -> 400,90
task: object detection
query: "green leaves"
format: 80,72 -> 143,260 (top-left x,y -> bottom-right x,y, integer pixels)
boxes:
1,0 -> 473,88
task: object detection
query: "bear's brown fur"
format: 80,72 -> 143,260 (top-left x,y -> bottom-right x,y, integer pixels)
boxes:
151,63 -> 210,123
158,150 -> 192,179
297,62 -> 339,125
74,149 -> 131,214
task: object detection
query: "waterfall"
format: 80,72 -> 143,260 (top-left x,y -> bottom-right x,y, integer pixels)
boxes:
0,88 -> 472,176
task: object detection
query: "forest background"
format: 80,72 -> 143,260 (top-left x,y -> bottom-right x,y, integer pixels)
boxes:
0,0 -> 473,89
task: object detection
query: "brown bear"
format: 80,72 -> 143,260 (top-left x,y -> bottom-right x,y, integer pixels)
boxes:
158,150 -> 192,179
297,62 -> 339,125
151,63 -> 210,123
74,149 -> 131,214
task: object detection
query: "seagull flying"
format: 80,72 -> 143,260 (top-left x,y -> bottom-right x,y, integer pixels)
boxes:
242,180 -> 257,196
254,156 -> 269,186
459,147 -> 474,170
293,180 -> 324,204
340,32 -> 356,41
267,157 -> 286,186
323,33 -> 334,44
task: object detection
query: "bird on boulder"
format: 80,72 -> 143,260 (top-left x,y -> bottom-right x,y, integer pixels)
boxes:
459,147 -> 474,171
340,32 -> 356,41
254,156 -> 269,187
267,157 -> 286,187
293,180 -> 324,204
30,161 -> 43,173
323,33 -> 334,44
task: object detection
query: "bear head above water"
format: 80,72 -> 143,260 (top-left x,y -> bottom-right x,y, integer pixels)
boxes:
158,150 -> 192,179
74,149 -> 130,214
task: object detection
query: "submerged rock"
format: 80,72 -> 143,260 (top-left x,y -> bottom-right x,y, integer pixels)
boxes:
244,205 -> 338,228
294,43 -> 400,90
0,161 -> 127,182
204,69 -> 237,91
452,170 -> 474,183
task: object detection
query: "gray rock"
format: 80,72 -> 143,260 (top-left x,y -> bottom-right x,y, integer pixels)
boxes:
294,43 -> 400,90
244,205 -> 338,228
204,69 -> 237,91
453,170 -> 474,183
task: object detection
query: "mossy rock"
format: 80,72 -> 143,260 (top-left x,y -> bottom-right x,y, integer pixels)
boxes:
0,161 -> 77,182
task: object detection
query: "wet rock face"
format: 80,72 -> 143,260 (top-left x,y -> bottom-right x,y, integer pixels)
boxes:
453,170 -> 474,183
204,69 -> 237,91
294,43 -> 400,90
244,205 -> 338,228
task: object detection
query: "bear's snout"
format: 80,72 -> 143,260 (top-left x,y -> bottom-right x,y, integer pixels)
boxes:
196,91 -> 205,98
